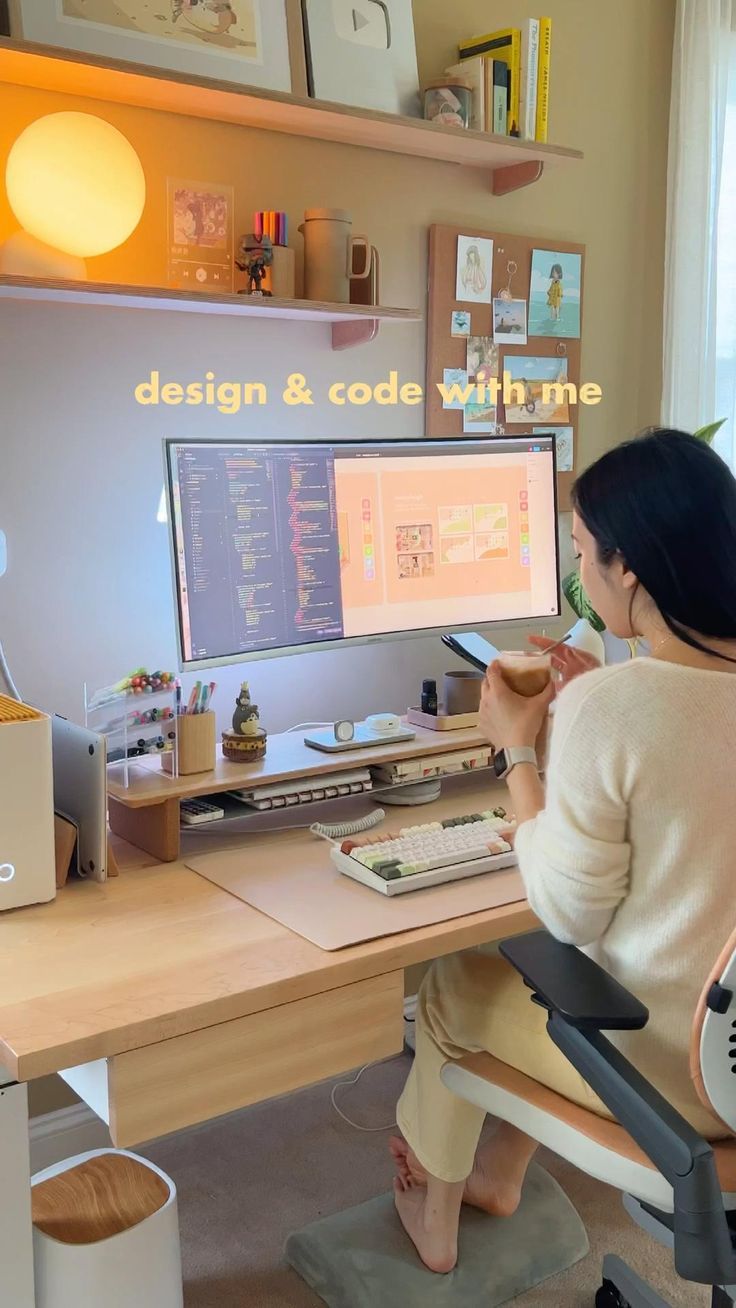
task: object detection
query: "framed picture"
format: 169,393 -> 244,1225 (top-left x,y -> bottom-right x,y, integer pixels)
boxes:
302,0 -> 420,116
7,0 -> 302,93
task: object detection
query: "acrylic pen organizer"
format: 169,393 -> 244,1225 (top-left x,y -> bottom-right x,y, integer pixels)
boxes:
85,675 -> 178,789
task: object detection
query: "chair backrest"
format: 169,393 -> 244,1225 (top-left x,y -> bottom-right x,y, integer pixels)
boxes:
691,925 -> 736,1135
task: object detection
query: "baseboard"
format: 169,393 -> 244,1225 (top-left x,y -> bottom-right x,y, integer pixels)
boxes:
30,1102 -> 111,1174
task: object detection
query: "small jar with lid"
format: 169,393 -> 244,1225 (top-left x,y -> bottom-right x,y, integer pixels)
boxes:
423,78 -> 473,130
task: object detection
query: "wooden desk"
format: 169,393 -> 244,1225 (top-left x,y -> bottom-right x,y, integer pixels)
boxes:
0,773 -> 534,1306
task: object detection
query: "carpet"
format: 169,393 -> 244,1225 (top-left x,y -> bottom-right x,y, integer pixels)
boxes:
143,1053 -> 708,1307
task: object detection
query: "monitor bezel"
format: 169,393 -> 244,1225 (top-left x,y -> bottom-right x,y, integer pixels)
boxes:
163,435 -> 562,673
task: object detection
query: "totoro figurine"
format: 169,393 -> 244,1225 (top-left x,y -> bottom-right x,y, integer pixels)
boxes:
223,681 -> 268,763
232,682 -> 261,738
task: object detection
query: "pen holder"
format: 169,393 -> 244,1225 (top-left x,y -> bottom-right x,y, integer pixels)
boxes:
162,711 -> 216,775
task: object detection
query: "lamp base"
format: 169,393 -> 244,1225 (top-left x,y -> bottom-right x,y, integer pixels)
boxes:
0,232 -> 87,279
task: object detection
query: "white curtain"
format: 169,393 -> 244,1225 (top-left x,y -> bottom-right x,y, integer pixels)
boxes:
715,31 -> 736,465
662,0 -> 734,439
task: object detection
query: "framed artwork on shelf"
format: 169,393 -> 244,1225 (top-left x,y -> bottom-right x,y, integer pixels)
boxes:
302,0 -> 420,116
6,0 -> 304,94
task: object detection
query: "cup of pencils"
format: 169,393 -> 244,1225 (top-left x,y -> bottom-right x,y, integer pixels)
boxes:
255,211 -> 295,299
161,681 -> 217,776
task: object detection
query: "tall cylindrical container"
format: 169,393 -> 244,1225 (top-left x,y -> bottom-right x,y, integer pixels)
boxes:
299,208 -> 370,303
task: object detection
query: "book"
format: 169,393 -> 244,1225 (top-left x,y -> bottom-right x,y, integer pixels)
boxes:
459,28 -> 521,136
520,19 -> 540,141
445,58 -> 485,133
536,17 -> 552,143
492,60 -> 509,136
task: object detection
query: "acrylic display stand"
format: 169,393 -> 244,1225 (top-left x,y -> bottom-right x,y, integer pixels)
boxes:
85,682 -> 179,790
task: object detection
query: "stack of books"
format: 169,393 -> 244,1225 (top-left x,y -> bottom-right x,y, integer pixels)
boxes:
447,18 -> 552,141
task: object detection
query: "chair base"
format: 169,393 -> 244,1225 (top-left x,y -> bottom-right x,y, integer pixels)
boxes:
598,1255 -> 735,1308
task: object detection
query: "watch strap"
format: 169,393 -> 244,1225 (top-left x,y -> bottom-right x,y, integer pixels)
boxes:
498,746 -> 538,778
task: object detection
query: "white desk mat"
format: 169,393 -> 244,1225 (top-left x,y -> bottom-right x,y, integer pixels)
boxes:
186,846 -> 525,951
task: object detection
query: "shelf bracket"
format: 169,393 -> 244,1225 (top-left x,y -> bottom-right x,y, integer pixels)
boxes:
331,318 -> 380,350
491,159 -> 545,197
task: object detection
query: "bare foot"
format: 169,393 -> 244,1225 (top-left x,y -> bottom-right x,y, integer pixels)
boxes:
392,1178 -> 458,1273
389,1128 -> 536,1219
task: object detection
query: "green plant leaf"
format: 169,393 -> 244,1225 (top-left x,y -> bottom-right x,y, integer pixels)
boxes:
693,419 -> 726,445
561,570 -> 605,632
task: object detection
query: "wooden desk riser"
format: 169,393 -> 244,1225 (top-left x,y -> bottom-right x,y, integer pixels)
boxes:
107,723 -> 488,863
0,774 -> 535,1146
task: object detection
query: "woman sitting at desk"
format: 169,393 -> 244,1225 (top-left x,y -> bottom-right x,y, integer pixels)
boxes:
390,428 -> 736,1272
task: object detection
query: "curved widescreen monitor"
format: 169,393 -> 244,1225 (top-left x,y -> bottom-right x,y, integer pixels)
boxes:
165,436 -> 561,671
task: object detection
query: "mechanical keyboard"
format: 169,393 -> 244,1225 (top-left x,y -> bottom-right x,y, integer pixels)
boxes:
331,810 -> 517,896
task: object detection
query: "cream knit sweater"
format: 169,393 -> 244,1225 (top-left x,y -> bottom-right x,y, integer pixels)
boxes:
514,658 -> 736,1138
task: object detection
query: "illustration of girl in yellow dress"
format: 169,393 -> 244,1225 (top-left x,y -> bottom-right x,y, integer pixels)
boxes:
547,262 -> 564,322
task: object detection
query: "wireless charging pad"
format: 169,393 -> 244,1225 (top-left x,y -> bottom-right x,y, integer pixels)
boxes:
304,724 -> 416,753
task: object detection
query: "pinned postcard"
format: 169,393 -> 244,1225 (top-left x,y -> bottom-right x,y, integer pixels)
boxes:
528,250 -> 582,339
493,297 -> 528,344
443,369 -> 470,410
451,310 -> 472,337
534,426 -> 574,472
167,178 -> 234,292
456,235 -> 493,304
463,401 -> 497,434
466,337 -> 499,383
504,356 -> 571,424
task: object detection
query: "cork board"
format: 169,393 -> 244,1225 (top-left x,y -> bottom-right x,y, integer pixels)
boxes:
426,224 -> 586,511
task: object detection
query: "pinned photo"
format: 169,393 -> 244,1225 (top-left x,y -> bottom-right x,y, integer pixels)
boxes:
529,249 -> 582,339
493,297 -> 528,344
442,368 -> 470,410
466,337 -> 499,383
456,235 -> 493,304
463,401 -> 497,434
451,310 -> 471,337
534,426 -> 575,472
504,356 -> 571,424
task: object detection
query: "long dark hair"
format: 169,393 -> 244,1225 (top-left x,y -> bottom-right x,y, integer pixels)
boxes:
571,428 -> 736,662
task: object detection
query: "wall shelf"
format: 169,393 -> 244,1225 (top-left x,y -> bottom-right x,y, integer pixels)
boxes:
0,39 -> 583,196
0,275 -> 421,349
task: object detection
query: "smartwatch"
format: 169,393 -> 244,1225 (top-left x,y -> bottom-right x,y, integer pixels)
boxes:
493,746 -> 538,780
333,720 -> 355,743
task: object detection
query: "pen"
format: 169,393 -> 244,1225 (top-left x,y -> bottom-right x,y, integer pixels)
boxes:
186,684 -> 200,716
175,679 -> 182,717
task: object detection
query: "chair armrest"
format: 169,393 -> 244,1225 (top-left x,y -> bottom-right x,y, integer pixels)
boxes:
500,930 -> 649,1031
548,1018 -> 735,1286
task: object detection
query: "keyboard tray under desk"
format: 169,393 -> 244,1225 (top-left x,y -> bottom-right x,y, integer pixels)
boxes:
107,723 -> 489,863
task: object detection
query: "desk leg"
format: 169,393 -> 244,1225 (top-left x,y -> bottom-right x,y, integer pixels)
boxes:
0,1081 -> 35,1306
108,796 -> 181,863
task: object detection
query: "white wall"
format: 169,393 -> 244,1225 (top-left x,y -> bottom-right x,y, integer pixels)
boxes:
0,299 -> 573,734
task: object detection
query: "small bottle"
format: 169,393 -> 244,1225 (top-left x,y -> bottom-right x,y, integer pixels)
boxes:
421,678 -> 438,716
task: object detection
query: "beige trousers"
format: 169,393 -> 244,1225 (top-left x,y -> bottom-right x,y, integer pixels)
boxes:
396,948 -> 612,1184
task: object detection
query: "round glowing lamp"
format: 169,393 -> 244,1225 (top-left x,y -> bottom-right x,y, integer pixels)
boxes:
0,111 -> 146,279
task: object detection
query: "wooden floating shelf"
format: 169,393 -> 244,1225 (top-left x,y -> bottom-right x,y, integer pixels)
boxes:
0,275 -> 421,349
0,39 -> 583,196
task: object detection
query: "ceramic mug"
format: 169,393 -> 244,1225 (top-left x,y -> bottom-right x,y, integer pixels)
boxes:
444,670 -> 483,715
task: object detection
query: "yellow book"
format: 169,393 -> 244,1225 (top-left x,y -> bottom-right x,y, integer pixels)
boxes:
536,17 -> 552,143
459,28 -> 521,137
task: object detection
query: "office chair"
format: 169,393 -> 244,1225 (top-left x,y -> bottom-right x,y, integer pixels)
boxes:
440,928 -> 736,1307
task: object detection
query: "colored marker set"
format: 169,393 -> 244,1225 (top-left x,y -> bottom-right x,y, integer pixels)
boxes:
176,680 -> 216,716
254,211 -> 288,246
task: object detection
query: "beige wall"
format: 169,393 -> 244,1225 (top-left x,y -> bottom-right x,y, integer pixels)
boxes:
0,0 -> 674,1115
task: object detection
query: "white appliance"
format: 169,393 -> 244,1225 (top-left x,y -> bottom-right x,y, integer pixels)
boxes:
0,695 -> 55,910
